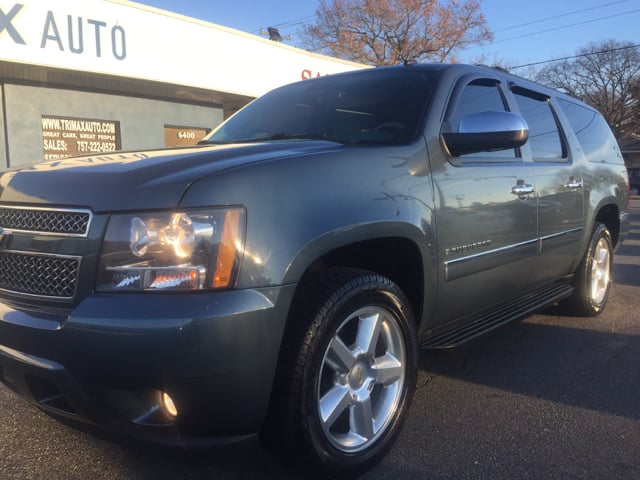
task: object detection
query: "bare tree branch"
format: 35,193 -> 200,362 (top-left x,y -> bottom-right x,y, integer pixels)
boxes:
536,40 -> 640,141
302,0 -> 492,66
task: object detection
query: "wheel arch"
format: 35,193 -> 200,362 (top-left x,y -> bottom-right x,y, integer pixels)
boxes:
283,223 -> 429,324
593,202 -> 621,247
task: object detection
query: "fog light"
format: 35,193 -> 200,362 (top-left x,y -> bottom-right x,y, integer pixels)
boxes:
162,392 -> 178,417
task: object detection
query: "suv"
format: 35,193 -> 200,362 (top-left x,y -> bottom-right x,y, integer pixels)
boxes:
0,64 -> 630,475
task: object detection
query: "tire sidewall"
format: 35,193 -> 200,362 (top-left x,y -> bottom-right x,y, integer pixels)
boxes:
300,277 -> 418,474
582,223 -> 613,315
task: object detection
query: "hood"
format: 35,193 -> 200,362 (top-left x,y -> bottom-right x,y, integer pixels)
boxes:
0,141 -> 339,212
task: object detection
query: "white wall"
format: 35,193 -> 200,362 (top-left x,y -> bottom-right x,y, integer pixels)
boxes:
0,0 -> 365,98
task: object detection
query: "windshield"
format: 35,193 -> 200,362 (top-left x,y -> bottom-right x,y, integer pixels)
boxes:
201,68 -> 435,146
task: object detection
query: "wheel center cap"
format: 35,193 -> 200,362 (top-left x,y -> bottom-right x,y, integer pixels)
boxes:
349,362 -> 368,389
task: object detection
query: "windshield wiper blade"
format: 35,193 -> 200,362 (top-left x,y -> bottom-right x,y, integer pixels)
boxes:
205,133 -> 346,145
266,133 -> 326,140
231,133 -> 335,143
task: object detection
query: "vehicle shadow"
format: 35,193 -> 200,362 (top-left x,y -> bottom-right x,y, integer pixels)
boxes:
613,262 -> 640,287
412,230 -> 640,423
416,302 -> 640,424
48,414 -> 306,479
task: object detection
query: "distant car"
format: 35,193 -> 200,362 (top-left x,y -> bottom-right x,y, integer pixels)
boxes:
0,63 -> 630,476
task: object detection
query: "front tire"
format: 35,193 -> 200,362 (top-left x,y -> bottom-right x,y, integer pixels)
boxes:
566,223 -> 613,316
262,269 -> 417,475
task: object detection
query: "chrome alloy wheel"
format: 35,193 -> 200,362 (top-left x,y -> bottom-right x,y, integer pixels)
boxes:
590,237 -> 611,305
317,305 -> 406,453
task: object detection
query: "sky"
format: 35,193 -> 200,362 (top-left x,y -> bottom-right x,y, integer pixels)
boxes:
135,0 -> 639,72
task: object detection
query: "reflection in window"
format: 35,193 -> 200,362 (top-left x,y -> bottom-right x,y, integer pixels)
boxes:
448,81 -> 516,160
513,92 -> 565,161
202,69 -> 435,146
557,98 -> 621,164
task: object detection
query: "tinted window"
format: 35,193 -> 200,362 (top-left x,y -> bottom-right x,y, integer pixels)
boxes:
513,91 -> 565,161
449,82 -> 507,130
447,81 -> 516,160
557,98 -> 623,164
203,69 -> 434,146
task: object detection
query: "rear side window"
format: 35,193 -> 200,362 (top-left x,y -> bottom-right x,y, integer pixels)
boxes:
557,98 -> 624,165
513,90 -> 565,162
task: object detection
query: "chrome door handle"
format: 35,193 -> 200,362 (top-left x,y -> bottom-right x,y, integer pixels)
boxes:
511,183 -> 535,196
564,179 -> 583,189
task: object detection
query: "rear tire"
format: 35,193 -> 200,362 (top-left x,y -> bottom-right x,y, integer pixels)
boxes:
565,223 -> 613,316
262,269 -> 417,476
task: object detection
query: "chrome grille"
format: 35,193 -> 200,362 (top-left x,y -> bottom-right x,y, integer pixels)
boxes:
0,207 -> 91,236
0,251 -> 81,298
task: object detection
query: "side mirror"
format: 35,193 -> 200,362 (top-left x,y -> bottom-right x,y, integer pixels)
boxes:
441,111 -> 529,157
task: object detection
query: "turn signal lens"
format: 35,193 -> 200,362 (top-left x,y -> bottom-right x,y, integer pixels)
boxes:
213,209 -> 243,288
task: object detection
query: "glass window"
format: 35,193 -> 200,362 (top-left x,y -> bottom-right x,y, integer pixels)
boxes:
202,69 -> 435,147
557,98 -> 623,165
447,81 -> 516,160
513,91 -> 565,161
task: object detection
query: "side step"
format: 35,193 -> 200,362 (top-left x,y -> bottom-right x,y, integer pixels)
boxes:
421,283 -> 573,349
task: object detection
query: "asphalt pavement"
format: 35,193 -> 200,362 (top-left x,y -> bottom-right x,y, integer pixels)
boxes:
1,201 -> 639,479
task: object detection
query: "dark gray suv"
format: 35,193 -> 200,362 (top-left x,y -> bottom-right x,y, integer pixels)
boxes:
0,63 -> 630,475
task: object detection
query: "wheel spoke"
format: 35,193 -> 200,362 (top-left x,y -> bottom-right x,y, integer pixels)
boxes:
325,336 -> 356,373
355,312 -> 382,355
590,239 -> 610,303
319,385 -> 352,428
316,300 -> 410,453
350,395 -> 375,440
596,244 -> 609,265
372,353 -> 403,386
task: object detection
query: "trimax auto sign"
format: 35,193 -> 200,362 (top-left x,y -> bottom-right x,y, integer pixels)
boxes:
0,3 -> 126,60
0,4 -> 24,44
41,115 -> 121,160
0,0 -> 364,97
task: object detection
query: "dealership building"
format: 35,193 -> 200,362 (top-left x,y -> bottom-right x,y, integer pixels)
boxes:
0,0 -> 364,170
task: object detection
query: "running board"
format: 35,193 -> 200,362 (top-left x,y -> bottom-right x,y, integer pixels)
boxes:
421,283 -> 573,349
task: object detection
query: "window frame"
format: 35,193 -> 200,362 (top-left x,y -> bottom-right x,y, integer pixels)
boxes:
441,76 -> 523,166
510,85 -> 569,164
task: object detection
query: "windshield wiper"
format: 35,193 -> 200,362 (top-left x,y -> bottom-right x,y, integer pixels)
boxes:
201,133 -> 344,145
268,133 -> 326,140
234,133 -> 337,143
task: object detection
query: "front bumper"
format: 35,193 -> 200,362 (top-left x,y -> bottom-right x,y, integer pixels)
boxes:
0,285 -> 295,444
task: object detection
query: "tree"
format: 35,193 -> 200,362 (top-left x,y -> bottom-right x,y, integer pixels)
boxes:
536,40 -> 640,141
302,0 -> 492,66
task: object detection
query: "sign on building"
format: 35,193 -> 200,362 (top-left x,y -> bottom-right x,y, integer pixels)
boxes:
164,125 -> 210,147
41,115 -> 121,160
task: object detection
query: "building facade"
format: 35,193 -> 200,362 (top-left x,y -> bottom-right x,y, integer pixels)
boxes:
0,0 -> 365,169
621,140 -> 640,194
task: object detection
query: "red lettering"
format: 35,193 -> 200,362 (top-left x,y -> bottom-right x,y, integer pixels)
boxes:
301,69 -> 324,80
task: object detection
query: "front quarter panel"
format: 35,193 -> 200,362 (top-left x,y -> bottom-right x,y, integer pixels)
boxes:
179,143 -> 436,290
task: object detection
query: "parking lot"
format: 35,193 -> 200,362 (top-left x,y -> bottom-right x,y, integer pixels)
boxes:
1,200 -> 639,479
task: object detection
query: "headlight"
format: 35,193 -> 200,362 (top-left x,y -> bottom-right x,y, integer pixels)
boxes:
97,208 -> 245,291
